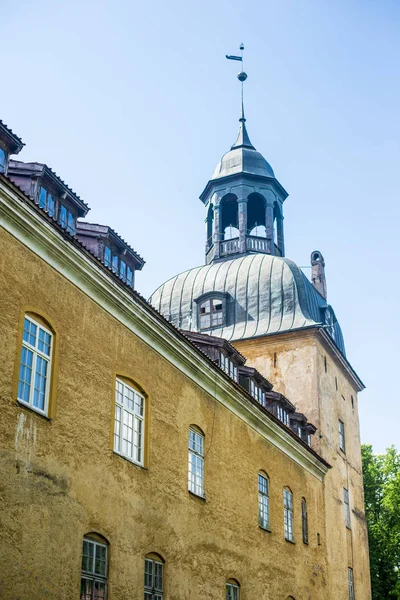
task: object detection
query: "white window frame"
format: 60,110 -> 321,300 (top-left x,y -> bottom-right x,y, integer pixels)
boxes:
17,315 -> 53,416
219,352 -> 238,382
344,487 -> 351,528
339,419 -> 346,452
226,582 -> 240,600
144,557 -> 164,600
258,473 -> 270,530
301,498 -> 308,544
188,427 -> 205,497
199,297 -> 224,330
114,378 -> 145,466
284,488 -> 294,541
348,567 -> 355,600
81,537 -> 108,600
277,405 -> 290,427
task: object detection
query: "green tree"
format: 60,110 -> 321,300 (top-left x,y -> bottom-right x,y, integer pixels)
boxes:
362,444 -> 400,599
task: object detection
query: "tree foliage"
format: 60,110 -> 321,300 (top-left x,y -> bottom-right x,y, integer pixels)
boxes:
362,444 -> 400,599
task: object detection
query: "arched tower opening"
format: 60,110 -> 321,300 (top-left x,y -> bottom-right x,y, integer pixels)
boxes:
221,194 -> 239,240
247,193 -> 266,237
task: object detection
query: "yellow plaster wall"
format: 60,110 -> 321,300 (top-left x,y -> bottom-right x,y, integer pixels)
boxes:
234,333 -> 372,600
1,227 -> 330,599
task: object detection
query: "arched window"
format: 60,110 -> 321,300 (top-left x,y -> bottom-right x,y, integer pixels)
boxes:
301,498 -> 308,544
220,194 -> 239,240
114,377 -> 145,466
0,147 -> 6,173
283,487 -> 294,542
80,533 -> 108,599
247,193 -> 266,237
199,297 -> 223,329
144,553 -> 164,599
188,426 -> 205,497
226,579 -> 240,600
258,472 -> 270,530
17,313 -> 54,416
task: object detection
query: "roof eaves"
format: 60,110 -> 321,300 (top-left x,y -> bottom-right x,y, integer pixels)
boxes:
0,120 -> 25,153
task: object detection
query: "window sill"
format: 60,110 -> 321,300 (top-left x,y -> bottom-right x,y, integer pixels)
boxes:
189,490 -> 206,502
284,537 -> 295,545
16,399 -> 51,421
259,526 -> 272,533
113,451 -> 147,470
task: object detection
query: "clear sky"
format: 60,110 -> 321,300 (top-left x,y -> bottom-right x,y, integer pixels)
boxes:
2,0 -> 399,453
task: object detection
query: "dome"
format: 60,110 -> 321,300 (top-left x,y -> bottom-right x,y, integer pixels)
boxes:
149,253 -> 346,355
211,118 -> 275,181
212,146 -> 275,180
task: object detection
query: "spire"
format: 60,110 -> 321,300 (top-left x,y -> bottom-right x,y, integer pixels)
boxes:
226,44 -> 255,150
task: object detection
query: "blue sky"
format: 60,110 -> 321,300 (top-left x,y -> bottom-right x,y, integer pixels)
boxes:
1,0 -> 399,452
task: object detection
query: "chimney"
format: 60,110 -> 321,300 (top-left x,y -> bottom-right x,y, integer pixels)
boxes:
311,251 -> 327,300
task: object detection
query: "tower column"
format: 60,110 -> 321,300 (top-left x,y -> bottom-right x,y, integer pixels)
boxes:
213,203 -> 221,259
277,215 -> 285,256
238,197 -> 248,253
265,203 -> 274,255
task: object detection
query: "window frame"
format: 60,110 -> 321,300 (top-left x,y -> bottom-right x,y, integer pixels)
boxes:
0,146 -> 6,172
348,567 -> 355,600
144,556 -> 164,600
81,536 -> 108,600
219,351 -> 238,382
283,487 -> 294,542
38,186 -> 56,218
344,487 -> 351,529
277,405 -> 290,427
339,419 -> 346,452
114,378 -> 145,467
188,426 -> 205,498
258,472 -> 270,530
199,297 -> 224,330
301,497 -> 308,544
17,315 -> 53,417
226,581 -> 240,600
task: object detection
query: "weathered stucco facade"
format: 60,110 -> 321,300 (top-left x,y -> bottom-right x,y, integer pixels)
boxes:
1,177 -> 336,599
234,332 -> 371,599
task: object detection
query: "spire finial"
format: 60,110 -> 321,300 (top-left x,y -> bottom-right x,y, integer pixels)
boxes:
226,44 -> 253,150
226,43 -> 247,122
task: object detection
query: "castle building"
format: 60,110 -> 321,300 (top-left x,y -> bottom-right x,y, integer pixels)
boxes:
0,68 -> 370,600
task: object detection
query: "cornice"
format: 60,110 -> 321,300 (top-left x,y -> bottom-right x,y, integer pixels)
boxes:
0,180 -> 329,480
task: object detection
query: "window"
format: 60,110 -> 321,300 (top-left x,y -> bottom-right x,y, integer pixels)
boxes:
67,211 -> 75,235
127,266 -> 133,287
258,473 -> 269,530
226,581 -> 240,600
219,352 -> 238,382
277,406 -> 290,427
80,536 -> 108,600
114,378 -> 145,465
188,427 -> 204,497
0,147 -> 6,172
344,488 -> 351,528
144,556 -> 164,599
348,567 -> 355,600
39,186 -> 55,217
199,297 -> 223,329
112,254 -> 119,274
59,204 -> 67,228
301,498 -> 308,544
250,380 -> 266,407
17,315 -> 53,416
104,246 -> 112,268
284,488 -> 294,541
339,420 -> 346,452
120,259 -> 127,282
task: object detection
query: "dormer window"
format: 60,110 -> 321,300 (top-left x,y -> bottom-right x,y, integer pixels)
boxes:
39,186 -> 55,217
103,247 -> 135,288
59,204 -> 76,235
250,380 -> 266,407
199,298 -> 223,329
277,406 -> 290,427
104,246 -> 112,268
219,352 -> 238,382
0,147 -> 6,173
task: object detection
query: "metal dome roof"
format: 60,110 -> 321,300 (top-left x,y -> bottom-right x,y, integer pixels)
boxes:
149,253 -> 346,355
211,118 -> 275,180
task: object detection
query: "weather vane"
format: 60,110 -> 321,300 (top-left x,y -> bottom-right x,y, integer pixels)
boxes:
226,43 -> 247,121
